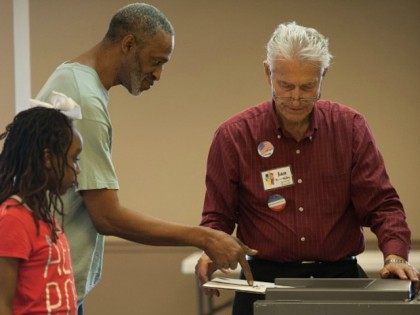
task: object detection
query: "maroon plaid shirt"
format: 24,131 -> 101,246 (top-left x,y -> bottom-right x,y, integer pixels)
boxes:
201,100 -> 411,262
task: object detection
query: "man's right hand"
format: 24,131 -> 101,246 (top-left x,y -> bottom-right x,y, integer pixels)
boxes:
196,228 -> 257,294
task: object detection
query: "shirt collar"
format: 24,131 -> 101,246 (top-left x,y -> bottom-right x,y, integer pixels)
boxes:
269,98 -> 320,140
7,195 -> 32,212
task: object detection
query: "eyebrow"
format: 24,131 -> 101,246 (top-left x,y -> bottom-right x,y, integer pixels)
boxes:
153,56 -> 169,62
279,80 -> 318,87
280,80 -> 292,85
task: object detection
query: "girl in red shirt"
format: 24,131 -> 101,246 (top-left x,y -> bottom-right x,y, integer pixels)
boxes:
0,104 -> 82,315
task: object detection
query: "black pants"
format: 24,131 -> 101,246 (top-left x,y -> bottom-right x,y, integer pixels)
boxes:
232,258 -> 367,315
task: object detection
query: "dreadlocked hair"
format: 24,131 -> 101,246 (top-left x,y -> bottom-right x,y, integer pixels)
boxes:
0,107 -> 74,242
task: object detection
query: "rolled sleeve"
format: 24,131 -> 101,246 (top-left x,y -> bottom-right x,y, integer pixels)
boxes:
74,118 -> 119,191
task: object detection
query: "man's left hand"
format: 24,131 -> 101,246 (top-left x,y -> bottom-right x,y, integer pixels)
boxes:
379,254 -> 419,282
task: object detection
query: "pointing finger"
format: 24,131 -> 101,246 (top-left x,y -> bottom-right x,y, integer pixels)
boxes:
239,256 -> 254,286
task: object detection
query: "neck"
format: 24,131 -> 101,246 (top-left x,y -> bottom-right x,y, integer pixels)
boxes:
69,41 -> 119,90
281,118 -> 309,142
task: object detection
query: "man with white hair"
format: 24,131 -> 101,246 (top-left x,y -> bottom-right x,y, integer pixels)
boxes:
195,22 -> 418,315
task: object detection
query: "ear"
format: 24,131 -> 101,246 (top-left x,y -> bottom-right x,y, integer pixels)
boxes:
43,149 -> 53,169
263,61 -> 272,86
121,34 -> 137,55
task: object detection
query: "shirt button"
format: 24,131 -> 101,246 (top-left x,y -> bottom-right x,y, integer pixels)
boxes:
309,136 -> 313,141
298,207 -> 304,212
296,149 -> 301,154
297,178 -> 303,184
300,237 -> 306,242
277,134 -> 281,139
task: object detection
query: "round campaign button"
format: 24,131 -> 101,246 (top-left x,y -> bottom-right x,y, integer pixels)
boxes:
257,141 -> 274,158
267,194 -> 286,212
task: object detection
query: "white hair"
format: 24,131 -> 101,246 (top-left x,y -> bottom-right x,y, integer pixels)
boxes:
266,22 -> 332,70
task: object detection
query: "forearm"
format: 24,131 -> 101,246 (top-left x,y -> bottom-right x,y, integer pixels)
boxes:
379,238 -> 410,260
103,205 -> 213,248
370,207 -> 411,259
0,258 -> 18,315
0,303 -> 12,315
84,189 -> 256,278
200,211 -> 235,235
82,189 -> 218,248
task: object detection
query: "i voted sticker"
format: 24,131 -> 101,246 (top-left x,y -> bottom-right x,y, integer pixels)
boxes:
257,141 -> 274,158
268,194 -> 286,211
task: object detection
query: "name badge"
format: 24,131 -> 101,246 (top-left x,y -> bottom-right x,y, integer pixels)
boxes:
261,166 -> 294,191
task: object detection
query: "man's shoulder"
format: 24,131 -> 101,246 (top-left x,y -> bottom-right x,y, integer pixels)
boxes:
37,63 -> 109,121
53,62 -> 97,78
220,101 -> 272,130
316,100 -> 365,126
42,63 -> 97,86
317,100 -> 362,117
37,63 -> 107,104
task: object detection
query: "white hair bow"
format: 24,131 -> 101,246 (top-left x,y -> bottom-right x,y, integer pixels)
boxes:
29,91 -> 82,120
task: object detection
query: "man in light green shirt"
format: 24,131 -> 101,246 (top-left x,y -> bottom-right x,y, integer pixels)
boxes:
37,62 -> 115,302
36,3 -> 256,314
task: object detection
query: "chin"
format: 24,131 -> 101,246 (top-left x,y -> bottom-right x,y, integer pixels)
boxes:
130,90 -> 142,96
127,87 -> 142,96
284,113 -> 302,121
133,84 -> 151,95
286,111 -> 310,121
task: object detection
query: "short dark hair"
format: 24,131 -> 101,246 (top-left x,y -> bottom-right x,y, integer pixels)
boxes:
0,107 -> 74,242
104,3 -> 174,45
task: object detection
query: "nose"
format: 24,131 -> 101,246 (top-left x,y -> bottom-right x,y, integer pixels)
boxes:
289,88 -> 301,106
152,66 -> 163,81
75,163 -> 81,175
291,87 -> 301,100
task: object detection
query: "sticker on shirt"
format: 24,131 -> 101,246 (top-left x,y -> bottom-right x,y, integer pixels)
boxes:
261,166 -> 294,191
257,141 -> 274,158
268,194 -> 286,211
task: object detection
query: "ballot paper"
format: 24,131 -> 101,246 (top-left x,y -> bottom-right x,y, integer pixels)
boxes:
203,277 -> 293,294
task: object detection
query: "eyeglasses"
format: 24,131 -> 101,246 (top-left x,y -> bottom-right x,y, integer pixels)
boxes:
273,95 -> 319,106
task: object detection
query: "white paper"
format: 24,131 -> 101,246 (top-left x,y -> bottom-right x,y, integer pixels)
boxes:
203,277 -> 293,294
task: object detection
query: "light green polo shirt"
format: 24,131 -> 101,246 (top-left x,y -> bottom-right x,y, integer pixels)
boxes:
36,63 -> 119,303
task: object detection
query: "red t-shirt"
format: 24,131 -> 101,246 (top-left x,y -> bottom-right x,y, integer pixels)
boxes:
0,197 -> 77,315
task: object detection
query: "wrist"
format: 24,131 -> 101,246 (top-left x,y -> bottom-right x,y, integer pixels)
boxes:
384,254 -> 408,266
384,258 -> 408,265
192,226 -> 213,251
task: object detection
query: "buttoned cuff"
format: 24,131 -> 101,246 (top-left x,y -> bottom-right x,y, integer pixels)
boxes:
381,239 -> 410,260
